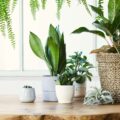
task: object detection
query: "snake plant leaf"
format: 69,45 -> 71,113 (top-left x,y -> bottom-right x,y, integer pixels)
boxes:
29,32 -> 46,60
49,24 -> 59,44
72,27 -> 105,38
108,0 -> 116,22
58,34 -> 66,73
47,37 -> 59,75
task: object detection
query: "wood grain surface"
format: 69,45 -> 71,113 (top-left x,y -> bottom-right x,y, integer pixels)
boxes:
0,96 -> 119,120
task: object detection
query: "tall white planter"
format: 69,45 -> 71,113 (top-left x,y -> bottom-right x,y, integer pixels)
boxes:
41,76 -> 58,101
73,82 -> 86,100
56,85 -> 74,103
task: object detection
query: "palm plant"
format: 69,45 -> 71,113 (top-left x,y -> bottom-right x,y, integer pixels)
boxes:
29,24 -> 66,76
0,0 -> 17,48
73,0 -> 120,53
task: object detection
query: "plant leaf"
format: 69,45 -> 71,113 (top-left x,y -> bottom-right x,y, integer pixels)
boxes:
47,37 -> 59,75
72,27 -> 105,38
29,32 -> 46,60
108,0 -> 116,22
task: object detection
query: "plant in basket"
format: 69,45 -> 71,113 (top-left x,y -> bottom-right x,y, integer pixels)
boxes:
72,0 -> 120,102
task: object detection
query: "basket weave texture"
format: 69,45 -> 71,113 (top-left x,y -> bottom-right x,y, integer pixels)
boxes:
97,53 -> 120,103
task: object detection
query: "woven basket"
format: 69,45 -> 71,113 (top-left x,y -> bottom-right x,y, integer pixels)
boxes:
96,53 -> 120,103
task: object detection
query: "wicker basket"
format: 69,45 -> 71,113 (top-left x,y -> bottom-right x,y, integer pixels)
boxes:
96,53 -> 120,103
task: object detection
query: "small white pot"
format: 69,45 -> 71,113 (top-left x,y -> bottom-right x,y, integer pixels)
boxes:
73,82 -> 86,98
56,85 -> 74,103
19,87 -> 36,103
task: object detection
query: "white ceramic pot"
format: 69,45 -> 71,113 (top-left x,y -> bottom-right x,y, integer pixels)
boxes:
41,76 -> 58,101
56,85 -> 74,103
19,87 -> 36,103
73,82 -> 86,98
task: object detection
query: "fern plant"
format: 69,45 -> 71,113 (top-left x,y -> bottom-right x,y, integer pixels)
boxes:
0,0 -> 17,48
29,0 -> 90,19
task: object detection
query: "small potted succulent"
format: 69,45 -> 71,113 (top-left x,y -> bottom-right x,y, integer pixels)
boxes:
67,52 -> 93,100
29,24 -> 66,101
19,85 -> 36,103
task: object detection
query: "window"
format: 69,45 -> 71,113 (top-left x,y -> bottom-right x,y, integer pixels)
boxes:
0,0 -> 97,76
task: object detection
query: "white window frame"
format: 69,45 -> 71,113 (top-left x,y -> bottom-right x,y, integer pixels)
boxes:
0,0 -> 98,77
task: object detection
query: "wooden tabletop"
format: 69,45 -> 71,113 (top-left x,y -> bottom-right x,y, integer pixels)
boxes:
0,96 -> 120,120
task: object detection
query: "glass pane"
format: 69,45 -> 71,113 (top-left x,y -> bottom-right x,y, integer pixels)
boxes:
24,0 -> 95,71
0,3 -> 20,70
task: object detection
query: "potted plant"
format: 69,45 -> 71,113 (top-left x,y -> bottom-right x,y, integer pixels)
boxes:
29,24 -> 66,101
19,85 -> 36,103
72,0 -> 120,102
56,67 -> 74,103
67,52 -> 93,100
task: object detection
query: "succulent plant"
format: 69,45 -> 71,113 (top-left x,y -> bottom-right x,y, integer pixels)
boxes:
84,87 -> 114,105
23,85 -> 32,88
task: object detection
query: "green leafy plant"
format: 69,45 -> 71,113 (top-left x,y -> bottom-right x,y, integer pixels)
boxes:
73,0 -> 120,53
56,52 -> 93,85
84,87 -> 114,105
0,0 -> 17,48
29,0 -> 89,19
67,52 -> 93,83
29,24 -> 66,76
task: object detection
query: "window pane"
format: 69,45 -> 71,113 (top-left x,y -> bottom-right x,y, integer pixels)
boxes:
24,0 -> 95,71
0,3 -> 20,70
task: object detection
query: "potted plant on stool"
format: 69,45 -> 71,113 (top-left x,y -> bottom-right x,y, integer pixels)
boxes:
29,24 -> 66,101
73,0 -> 120,102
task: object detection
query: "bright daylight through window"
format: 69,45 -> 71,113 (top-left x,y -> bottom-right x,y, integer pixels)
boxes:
0,0 -> 96,75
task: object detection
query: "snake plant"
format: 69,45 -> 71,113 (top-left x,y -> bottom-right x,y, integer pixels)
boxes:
73,0 -> 120,53
29,24 -> 66,76
84,87 -> 114,105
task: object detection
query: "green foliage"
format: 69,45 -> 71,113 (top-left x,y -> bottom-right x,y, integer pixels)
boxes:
29,0 -> 90,19
30,0 -> 40,19
73,0 -> 120,53
29,24 -> 66,76
84,87 -> 114,105
56,52 -> 93,85
0,0 -> 16,48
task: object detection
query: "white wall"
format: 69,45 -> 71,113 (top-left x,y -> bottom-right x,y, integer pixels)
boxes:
0,76 -> 100,96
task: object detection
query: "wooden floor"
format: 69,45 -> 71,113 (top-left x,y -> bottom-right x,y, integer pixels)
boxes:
0,96 -> 119,120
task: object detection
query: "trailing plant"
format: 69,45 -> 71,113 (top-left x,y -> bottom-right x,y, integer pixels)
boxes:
84,87 -> 114,105
29,24 -> 66,76
72,0 -> 120,53
56,52 -> 93,85
0,0 -> 17,48
29,0 -> 90,19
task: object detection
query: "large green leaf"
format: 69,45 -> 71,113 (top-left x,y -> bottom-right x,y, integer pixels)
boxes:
72,27 -> 105,38
47,37 -> 59,75
108,0 -> 116,22
58,34 -> 66,73
93,21 -> 112,36
90,5 -> 103,16
49,24 -> 59,45
29,32 -> 46,60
